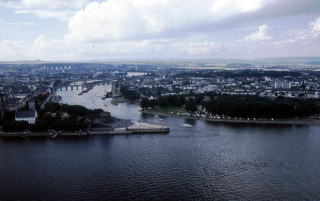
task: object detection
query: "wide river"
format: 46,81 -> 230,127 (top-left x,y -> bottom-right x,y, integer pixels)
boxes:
1,85 -> 320,201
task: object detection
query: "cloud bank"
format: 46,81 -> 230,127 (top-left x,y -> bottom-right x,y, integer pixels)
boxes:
65,0 -> 271,42
1,0 -> 88,9
245,25 -> 273,41
0,0 -> 319,61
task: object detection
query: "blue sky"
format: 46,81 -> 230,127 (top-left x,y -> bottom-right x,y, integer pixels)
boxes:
0,0 -> 319,61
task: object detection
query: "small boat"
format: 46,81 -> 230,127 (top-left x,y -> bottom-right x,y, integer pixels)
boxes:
181,123 -> 193,128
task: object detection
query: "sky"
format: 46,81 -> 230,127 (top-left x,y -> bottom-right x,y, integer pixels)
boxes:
0,0 -> 319,61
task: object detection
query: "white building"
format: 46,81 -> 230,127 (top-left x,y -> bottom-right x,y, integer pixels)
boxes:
274,81 -> 292,89
15,110 -> 37,124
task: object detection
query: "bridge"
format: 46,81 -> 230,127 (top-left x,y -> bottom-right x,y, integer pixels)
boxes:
56,80 -> 111,91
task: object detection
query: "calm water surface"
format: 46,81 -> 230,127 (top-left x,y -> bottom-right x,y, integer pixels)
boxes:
1,85 -> 320,201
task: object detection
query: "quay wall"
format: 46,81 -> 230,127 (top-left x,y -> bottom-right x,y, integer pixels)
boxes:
0,128 -> 169,138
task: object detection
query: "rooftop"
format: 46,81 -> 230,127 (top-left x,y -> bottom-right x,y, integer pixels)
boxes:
15,110 -> 37,118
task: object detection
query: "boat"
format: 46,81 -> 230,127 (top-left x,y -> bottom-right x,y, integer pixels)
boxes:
181,123 -> 193,128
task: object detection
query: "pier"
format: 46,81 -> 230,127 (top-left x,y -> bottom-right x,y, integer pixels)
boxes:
125,121 -> 169,133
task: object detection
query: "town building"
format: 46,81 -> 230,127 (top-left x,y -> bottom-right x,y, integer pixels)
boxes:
15,110 -> 37,124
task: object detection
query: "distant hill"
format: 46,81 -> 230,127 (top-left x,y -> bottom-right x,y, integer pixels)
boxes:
0,60 -> 44,64
0,57 -> 319,65
255,57 -> 320,64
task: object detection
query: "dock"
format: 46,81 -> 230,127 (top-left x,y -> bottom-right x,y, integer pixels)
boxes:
125,121 -> 169,133
88,121 -> 169,135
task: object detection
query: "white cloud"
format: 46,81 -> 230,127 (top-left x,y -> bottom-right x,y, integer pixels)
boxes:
15,9 -> 75,20
179,41 -> 221,55
211,0 -> 264,17
0,40 -> 27,60
310,17 -> 320,34
65,0 -> 269,43
1,0 -> 88,20
1,29 -> 319,61
0,1 -> 319,61
0,18 -> 36,26
3,0 -> 88,9
245,24 -> 274,41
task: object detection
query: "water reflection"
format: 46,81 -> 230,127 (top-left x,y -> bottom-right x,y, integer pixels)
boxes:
58,84 -> 142,121
4,84 -> 310,200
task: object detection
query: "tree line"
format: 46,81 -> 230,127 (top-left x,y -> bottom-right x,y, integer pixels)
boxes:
140,93 -> 320,119
0,102 -> 103,132
202,95 -> 319,119
141,95 -> 186,109
120,86 -> 140,100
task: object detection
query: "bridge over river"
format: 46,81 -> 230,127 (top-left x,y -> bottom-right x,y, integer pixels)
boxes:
56,80 -> 112,91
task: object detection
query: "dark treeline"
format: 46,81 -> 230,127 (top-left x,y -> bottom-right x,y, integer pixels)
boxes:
120,86 -> 140,100
141,95 -> 186,109
140,93 -> 320,119
44,102 -> 102,118
202,95 -> 320,119
0,102 -> 102,132
141,94 -> 204,113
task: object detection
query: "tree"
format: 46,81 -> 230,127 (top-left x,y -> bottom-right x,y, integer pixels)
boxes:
185,100 -> 197,113
2,121 -> 29,132
44,102 -> 60,112
120,86 -> 140,100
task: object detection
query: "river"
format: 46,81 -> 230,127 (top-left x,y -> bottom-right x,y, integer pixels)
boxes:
0,85 -> 320,200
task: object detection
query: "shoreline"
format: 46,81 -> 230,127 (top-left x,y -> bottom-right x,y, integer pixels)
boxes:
142,110 -> 320,126
0,130 -> 169,138
110,98 -> 140,104
0,121 -> 169,138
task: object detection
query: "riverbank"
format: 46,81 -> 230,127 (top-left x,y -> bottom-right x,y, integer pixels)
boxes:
111,98 -> 140,104
78,85 -> 94,96
0,121 -> 169,138
142,110 -> 320,126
